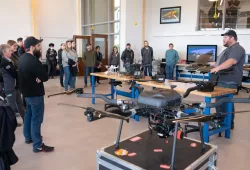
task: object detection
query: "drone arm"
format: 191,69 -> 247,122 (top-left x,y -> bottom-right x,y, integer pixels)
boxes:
77,93 -> 117,105
205,97 -> 250,108
183,86 -> 200,98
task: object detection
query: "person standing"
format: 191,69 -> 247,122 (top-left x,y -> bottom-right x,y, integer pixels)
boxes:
94,46 -> 103,84
18,36 -> 54,152
72,41 -> 76,51
62,40 -> 78,91
7,40 -> 19,67
0,44 -> 25,124
17,37 -> 25,57
210,30 -> 245,129
141,41 -> 154,76
121,43 -> 134,72
83,44 -> 96,87
165,43 -> 179,79
58,43 -> 66,87
46,43 -> 57,79
109,46 -> 120,67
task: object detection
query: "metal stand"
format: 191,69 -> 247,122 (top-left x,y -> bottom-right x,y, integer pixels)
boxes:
198,122 -> 206,152
115,120 -> 124,149
170,122 -> 179,170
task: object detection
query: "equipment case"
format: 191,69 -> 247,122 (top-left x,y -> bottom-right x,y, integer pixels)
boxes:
96,130 -> 218,170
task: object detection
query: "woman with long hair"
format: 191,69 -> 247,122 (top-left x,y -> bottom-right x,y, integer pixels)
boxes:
7,40 -> 19,66
109,46 -> 120,67
62,40 -> 78,91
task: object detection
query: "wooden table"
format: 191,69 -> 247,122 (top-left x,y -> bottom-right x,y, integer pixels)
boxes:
136,80 -> 237,142
137,81 -> 236,97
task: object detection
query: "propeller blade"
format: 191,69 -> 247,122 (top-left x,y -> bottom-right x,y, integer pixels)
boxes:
58,103 -> 88,110
48,88 -> 83,98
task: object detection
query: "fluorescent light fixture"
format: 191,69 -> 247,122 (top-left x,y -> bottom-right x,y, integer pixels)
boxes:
220,0 -> 224,6
208,0 -> 218,1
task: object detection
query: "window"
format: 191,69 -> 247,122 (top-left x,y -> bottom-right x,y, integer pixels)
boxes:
198,0 -> 250,30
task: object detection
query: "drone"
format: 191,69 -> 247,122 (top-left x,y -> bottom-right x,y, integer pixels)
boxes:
58,81 -> 250,170
104,65 -> 119,75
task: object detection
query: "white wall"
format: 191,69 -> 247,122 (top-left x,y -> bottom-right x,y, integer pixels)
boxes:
145,0 -> 250,60
0,0 -> 32,44
120,0 -> 143,60
36,0 -> 78,58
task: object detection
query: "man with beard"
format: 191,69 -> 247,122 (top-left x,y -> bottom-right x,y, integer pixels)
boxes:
17,37 -> 25,57
121,43 -> 134,72
210,30 -> 245,129
18,36 -> 54,153
46,43 -> 57,79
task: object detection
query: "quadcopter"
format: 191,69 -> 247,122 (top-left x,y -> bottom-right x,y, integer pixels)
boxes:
104,65 -> 119,75
58,81 -> 250,170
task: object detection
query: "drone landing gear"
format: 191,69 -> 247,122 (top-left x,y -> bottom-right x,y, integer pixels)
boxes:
115,119 -> 124,149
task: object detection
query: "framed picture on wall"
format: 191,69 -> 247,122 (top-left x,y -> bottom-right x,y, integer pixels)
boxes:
160,6 -> 181,24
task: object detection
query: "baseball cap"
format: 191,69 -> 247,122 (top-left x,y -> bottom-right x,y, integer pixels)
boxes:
221,30 -> 237,39
24,36 -> 43,49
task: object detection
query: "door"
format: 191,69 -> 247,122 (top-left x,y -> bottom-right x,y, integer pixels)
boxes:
73,35 -> 91,76
91,34 -> 109,73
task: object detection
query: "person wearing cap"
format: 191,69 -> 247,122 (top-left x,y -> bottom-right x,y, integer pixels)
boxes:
0,44 -> 25,125
141,40 -> 154,76
17,37 -> 25,57
121,43 -> 134,72
83,44 -> 96,87
18,36 -> 54,153
210,30 -> 246,129
46,43 -> 57,79
58,43 -> 66,87
62,40 -> 78,91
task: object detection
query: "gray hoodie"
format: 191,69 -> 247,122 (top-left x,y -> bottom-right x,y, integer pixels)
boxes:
62,49 -> 78,67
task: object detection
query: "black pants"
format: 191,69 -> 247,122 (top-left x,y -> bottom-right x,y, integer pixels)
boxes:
48,61 -> 56,77
94,67 -> 101,83
215,83 -> 238,126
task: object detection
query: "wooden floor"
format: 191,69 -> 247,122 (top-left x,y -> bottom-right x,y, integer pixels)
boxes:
12,77 -> 250,170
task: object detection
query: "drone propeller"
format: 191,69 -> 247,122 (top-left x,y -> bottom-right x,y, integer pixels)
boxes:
48,88 -> 83,98
58,103 -> 130,122
171,110 -> 250,123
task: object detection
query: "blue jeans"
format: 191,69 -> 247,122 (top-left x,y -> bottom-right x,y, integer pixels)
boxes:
165,64 -> 175,79
84,67 -> 94,86
59,65 -> 64,87
63,66 -> 74,90
143,65 -> 152,76
23,96 -> 44,150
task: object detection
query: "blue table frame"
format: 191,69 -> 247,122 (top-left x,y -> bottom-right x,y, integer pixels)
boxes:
91,74 -> 140,121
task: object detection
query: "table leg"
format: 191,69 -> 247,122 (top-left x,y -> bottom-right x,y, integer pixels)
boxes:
208,72 -> 211,81
225,94 -> 233,139
91,75 -> 95,104
111,79 -> 115,100
176,65 -> 179,80
203,97 -> 211,143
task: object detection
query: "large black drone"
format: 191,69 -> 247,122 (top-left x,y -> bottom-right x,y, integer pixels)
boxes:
58,80 -> 250,170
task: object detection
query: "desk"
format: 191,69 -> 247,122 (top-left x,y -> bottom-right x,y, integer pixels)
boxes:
137,81 -> 237,143
90,72 -> 134,103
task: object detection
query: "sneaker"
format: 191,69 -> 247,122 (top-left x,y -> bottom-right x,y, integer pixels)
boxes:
25,139 -> 33,144
33,143 -> 54,153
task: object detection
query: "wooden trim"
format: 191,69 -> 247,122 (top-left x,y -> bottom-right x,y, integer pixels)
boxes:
142,0 -> 146,45
31,0 -> 38,37
77,0 -> 82,35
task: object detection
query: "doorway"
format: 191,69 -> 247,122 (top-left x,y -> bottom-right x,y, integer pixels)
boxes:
73,34 -> 108,76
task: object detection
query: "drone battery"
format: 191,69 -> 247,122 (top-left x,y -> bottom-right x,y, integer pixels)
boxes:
97,130 -> 218,170
155,74 -> 165,83
138,89 -> 182,108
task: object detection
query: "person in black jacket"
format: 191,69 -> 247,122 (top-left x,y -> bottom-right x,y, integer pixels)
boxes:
0,44 -> 25,124
58,43 -> 66,87
17,37 -> 25,57
141,41 -> 154,76
0,105 -> 19,170
121,43 -> 134,72
19,36 -> 54,153
46,43 -> 57,79
94,46 -> 103,84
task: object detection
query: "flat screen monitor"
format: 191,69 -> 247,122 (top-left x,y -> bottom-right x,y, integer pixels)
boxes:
245,54 -> 250,64
186,45 -> 217,63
